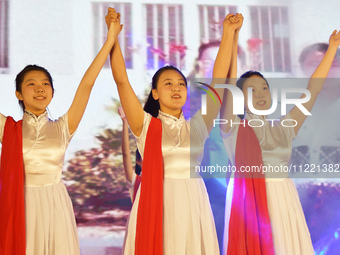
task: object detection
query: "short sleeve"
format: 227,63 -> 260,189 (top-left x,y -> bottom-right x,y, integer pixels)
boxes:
220,115 -> 240,140
190,110 -> 209,148
130,111 -> 152,159
0,113 -> 7,144
280,113 -> 296,141
57,113 -> 76,146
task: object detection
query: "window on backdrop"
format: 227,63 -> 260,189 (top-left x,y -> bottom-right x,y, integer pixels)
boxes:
198,5 -> 237,43
0,0 -> 9,71
249,6 -> 291,73
145,4 -> 185,70
92,2 -> 133,69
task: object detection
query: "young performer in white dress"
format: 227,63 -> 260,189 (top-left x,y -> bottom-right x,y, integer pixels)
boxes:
0,15 -> 122,255
220,22 -> 340,255
105,8 -> 243,255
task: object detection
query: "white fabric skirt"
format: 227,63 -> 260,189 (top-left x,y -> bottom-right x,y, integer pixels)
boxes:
123,178 -> 220,255
223,178 -> 314,255
25,181 -> 79,255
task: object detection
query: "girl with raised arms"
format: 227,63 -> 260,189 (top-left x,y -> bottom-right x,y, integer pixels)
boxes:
219,19 -> 340,255
0,13 -> 122,255
106,8 -> 243,255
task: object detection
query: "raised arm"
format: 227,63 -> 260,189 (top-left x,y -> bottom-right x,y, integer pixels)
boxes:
106,8 -> 144,137
212,14 -> 240,79
289,30 -> 340,134
66,12 -> 121,134
118,107 -> 134,183
227,14 -> 243,81
202,14 -> 243,133
218,14 -> 244,134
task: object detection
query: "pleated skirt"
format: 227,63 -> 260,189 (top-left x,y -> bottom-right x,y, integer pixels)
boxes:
25,181 -> 80,255
123,178 -> 220,255
223,178 -> 314,255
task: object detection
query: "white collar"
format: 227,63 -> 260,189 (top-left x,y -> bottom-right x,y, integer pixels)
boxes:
158,110 -> 185,130
23,110 -> 49,125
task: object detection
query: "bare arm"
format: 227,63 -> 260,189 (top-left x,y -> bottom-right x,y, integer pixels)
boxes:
290,30 -> 340,134
106,9 -> 144,137
227,16 -> 242,82
202,14 -> 243,133
67,13 -> 121,134
212,14 -> 236,79
0,113 -> 7,144
219,14 -> 244,134
119,107 -> 134,183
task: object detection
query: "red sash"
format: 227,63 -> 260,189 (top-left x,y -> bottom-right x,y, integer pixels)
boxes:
227,121 -> 274,255
135,117 -> 163,254
132,175 -> 142,203
0,117 -> 26,255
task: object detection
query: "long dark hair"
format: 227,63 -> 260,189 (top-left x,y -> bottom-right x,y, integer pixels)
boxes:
143,65 -> 187,117
135,149 -> 142,175
236,70 -> 269,119
15,65 -> 54,111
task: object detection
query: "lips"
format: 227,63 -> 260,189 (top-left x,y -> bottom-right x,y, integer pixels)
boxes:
257,100 -> 266,106
171,94 -> 181,99
34,96 -> 46,100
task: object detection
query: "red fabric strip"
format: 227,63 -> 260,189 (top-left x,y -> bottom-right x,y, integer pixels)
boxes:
227,121 -> 274,255
0,117 -> 26,255
135,117 -> 163,255
132,175 -> 142,203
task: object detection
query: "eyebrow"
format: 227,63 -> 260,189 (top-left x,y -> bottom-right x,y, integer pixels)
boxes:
246,82 -> 268,86
162,78 -> 185,82
25,78 -> 50,83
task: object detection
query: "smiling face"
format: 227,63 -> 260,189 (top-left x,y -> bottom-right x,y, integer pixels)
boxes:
242,75 -> 271,112
152,69 -> 187,117
15,70 -> 54,116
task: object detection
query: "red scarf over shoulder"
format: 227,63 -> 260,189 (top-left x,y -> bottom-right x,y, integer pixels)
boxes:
135,117 -> 163,255
132,175 -> 142,203
0,117 -> 26,255
227,120 -> 274,255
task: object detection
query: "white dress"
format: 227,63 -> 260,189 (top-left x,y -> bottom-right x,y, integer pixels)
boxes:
0,111 -> 79,255
221,112 -> 314,255
123,110 -> 219,255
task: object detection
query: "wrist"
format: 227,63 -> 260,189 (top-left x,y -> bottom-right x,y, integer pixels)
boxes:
106,36 -> 115,45
223,26 -> 236,33
222,28 -> 235,40
328,43 -> 339,50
